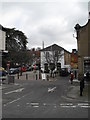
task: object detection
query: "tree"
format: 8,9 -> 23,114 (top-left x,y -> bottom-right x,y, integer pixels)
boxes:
43,50 -> 63,76
3,27 -> 30,68
5,28 -> 28,51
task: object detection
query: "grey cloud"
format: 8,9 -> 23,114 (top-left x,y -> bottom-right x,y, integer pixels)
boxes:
1,1 -> 90,52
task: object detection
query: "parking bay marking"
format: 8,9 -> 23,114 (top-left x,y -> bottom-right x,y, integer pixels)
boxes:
4,88 -> 24,95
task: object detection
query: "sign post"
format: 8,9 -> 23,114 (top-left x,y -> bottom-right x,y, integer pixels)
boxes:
7,61 -> 10,84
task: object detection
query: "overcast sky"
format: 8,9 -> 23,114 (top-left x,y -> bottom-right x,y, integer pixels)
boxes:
0,0 -> 90,52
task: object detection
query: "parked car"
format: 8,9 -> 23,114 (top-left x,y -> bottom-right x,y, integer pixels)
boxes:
84,71 -> 90,81
19,66 -> 26,72
9,68 -> 19,74
26,66 -> 33,71
0,67 -> 7,81
59,68 -> 69,76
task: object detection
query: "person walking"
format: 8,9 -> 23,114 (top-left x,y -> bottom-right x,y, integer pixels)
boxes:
70,72 -> 74,84
80,74 -> 85,96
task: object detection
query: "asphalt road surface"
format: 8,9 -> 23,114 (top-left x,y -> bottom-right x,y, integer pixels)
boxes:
2,76 -> 89,118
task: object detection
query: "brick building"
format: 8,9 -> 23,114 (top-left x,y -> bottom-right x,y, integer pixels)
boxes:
74,14 -> 90,75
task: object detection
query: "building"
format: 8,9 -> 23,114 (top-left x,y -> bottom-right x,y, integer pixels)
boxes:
40,44 -> 71,73
70,49 -> 78,69
27,48 -> 40,67
0,25 -> 6,51
70,49 -> 78,78
0,24 -> 6,67
74,11 -> 90,75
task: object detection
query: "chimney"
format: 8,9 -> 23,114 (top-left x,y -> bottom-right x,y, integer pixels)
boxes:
42,41 -> 44,49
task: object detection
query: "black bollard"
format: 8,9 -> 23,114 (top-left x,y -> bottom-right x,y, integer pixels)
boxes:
20,70 -> 22,76
47,75 -> 49,81
39,71 -> 41,79
36,74 -> 37,80
80,80 -> 83,96
17,73 -> 19,79
80,75 -> 84,96
26,74 -> 28,80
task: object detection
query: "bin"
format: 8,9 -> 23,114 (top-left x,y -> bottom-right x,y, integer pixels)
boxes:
7,75 -> 15,84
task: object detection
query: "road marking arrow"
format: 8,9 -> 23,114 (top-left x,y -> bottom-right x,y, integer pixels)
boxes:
4,88 -> 24,95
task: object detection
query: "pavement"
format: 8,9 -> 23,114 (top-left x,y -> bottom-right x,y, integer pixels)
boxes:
66,79 -> 90,103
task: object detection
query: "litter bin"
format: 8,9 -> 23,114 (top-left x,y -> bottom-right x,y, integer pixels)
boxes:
7,75 -> 15,84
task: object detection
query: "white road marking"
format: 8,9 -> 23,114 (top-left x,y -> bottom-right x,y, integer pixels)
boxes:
4,88 -> 24,95
30,103 -> 39,108
78,103 -> 89,106
48,87 -> 56,92
80,106 -> 90,108
60,103 -> 73,106
4,99 -> 90,109
3,93 -> 29,107
61,105 -> 76,108
60,103 -> 90,108
4,98 -> 21,106
33,106 -> 39,107
31,103 -> 39,106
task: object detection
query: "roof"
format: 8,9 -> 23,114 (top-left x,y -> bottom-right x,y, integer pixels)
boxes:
74,19 -> 90,31
0,24 -> 6,32
40,44 -> 71,54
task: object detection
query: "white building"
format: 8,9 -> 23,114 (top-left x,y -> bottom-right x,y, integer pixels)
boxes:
0,25 -> 6,51
0,25 -> 6,67
40,44 -> 71,72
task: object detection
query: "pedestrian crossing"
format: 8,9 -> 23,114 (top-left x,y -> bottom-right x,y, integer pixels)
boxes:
13,102 -> 90,109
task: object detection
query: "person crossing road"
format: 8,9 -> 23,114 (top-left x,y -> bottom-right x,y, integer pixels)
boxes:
70,72 -> 74,84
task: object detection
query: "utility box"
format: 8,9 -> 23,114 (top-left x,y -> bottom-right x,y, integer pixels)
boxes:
7,75 -> 15,84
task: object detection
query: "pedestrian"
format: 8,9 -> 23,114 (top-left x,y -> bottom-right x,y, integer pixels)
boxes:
80,74 -> 84,96
70,72 -> 74,84
86,71 -> 89,81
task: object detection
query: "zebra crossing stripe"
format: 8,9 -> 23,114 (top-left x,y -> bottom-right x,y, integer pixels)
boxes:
60,103 -> 90,108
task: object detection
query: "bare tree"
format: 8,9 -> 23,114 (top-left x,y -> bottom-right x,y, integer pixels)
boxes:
43,50 -> 64,77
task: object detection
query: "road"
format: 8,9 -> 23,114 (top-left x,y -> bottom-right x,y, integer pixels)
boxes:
2,75 -> 89,118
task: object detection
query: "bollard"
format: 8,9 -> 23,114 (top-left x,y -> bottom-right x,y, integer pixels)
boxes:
20,71 -> 22,76
17,73 -> 19,79
8,75 -> 15,84
39,71 -> 41,79
80,80 -> 83,96
79,74 -> 84,96
47,75 -> 49,81
36,74 -> 37,80
26,74 -> 28,80
53,73 -> 54,78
